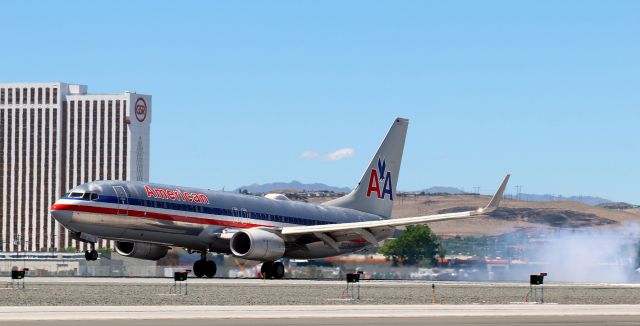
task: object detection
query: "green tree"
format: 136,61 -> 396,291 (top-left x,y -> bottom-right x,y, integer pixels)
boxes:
438,245 -> 447,261
379,224 -> 441,266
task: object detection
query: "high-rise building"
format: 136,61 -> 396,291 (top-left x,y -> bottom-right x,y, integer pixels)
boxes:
0,82 -> 151,251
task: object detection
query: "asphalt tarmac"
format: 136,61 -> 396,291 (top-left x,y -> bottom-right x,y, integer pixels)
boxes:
3,316 -> 640,326
2,279 -> 640,325
1,278 -> 639,305
1,305 -> 640,325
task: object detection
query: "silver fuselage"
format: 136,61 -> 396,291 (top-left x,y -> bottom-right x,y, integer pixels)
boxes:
50,181 -> 393,259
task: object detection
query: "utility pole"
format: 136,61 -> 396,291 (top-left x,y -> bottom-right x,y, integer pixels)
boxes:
515,185 -> 522,201
472,186 -> 480,198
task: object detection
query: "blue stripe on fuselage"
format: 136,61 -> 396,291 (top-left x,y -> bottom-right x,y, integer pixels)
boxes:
66,195 -> 333,226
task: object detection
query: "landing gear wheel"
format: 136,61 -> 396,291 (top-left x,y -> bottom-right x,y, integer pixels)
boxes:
84,250 -> 98,261
272,262 -> 285,279
193,260 -> 205,278
204,260 -> 217,278
261,262 -> 274,279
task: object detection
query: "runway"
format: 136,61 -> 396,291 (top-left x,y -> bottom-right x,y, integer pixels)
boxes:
1,305 -> 640,325
3,278 -> 639,306
3,279 -> 640,325
19,277 -> 640,287
3,316 -> 640,326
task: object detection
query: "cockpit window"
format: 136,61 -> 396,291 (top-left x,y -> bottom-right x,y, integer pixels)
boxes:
80,192 -> 99,200
69,192 -> 84,198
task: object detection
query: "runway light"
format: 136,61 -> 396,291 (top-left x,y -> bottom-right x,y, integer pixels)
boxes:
528,272 -> 548,304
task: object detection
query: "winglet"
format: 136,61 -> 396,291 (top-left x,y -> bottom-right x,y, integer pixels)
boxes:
477,174 -> 510,214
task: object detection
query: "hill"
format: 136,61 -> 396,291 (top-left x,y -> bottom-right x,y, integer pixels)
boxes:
305,194 -> 640,237
516,193 -> 611,206
419,186 -> 464,194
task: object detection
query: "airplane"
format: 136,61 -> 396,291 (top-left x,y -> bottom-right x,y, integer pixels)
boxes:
50,117 -> 510,279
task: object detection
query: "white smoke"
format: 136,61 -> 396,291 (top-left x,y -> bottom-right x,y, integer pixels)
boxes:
515,223 -> 640,283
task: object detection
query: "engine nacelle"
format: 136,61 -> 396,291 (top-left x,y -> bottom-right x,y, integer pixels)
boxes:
230,228 -> 286,261
114,241 -> 169,260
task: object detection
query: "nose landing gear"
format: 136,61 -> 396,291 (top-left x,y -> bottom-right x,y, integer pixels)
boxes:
84,243 -> 98,261
192,251 -> 217,278
260,261 -> 285,279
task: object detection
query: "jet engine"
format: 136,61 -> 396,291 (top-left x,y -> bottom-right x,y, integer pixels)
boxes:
114,241 -> 169,260
230,228 -> 286,261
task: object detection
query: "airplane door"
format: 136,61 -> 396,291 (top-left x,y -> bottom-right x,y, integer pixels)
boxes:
232,207 -> 249,225
113,186 -> 129,215
240,208 -> 249,225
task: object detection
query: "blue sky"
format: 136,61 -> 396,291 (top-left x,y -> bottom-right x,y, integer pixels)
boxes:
2,1 -> 639,203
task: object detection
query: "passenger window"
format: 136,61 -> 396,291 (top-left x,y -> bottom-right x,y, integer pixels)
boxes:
90,193 -> 99,201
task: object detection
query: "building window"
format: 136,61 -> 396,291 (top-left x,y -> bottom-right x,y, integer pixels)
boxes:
100,100 -> 105,180
15,88 -> 20,104
76,101 -> 82,177
1,88 -> 4,104
92,100 -> 98,179
108,100 -> 113,179
115,100 -> 120,179
123,100 -> 128,180
22,88 -> 27,104
7,88 -> 12,104
45,88 -> 50,104
84,101 -> 90,183
38,88 -> 43,104
52,88 -> 58,104
69,101 -> 75,191
30,88 -> 35,104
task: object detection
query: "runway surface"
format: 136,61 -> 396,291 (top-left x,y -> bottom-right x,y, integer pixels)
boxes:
17,277 -> 640,287
2,278 -> 639,305
3,279 -> 640,325
4,316 -> 640,326
1,305 -> 640,325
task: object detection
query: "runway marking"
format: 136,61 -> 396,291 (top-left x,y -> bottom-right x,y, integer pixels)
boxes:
0,305 -> 639,321
20,277 -> 640,288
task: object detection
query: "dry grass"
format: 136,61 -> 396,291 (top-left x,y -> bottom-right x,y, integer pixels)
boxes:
308,195 -> 640,236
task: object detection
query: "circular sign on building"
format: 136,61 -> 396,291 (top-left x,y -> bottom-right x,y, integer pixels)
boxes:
135,97 -> 147,122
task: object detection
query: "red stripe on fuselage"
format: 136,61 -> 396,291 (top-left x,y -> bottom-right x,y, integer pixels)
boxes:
50,203 -> 267,229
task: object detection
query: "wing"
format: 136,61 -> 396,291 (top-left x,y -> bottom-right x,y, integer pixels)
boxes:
280,175 -> 510,248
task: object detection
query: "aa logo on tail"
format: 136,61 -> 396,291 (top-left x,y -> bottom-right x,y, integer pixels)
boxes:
366,157 -> 393,200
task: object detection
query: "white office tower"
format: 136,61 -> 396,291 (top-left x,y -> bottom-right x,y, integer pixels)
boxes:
0,82 -> 151,251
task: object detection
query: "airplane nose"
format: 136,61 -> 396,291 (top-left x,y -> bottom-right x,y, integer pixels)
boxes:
50,204 -> 72,224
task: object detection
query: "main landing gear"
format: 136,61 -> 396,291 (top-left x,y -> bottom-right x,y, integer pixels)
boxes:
261,261 -> 285,279
193,251 -> 217,278
84,243 -> 98,261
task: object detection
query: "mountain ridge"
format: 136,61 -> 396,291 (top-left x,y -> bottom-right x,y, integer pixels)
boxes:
236,181 -> 615,205
236,180 -> 351,193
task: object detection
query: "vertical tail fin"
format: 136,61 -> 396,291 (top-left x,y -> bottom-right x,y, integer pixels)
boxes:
324,117 -> 408,218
